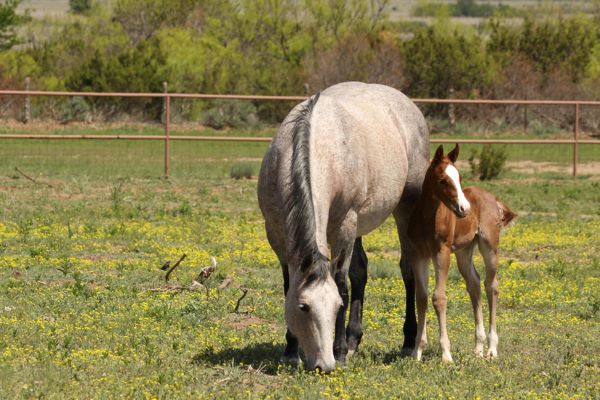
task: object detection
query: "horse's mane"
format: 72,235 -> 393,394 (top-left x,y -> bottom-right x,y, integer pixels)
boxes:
285,92 -> 329,281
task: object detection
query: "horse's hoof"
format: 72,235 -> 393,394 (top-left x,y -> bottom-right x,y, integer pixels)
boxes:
346,349 -> 355,360
280,354 -> 302,368
400,347 -> 414,358
474,348 -> 484,358
486,349 -> 498,359
442,353 -> 454,363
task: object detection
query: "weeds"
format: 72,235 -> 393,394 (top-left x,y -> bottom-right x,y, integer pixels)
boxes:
230,163 -> 255,180
469,144 -> 508,180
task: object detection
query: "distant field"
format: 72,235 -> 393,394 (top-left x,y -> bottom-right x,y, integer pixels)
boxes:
17,0 -> 597,19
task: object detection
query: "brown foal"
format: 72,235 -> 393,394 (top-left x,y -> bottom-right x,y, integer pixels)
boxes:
408,144 -> 516,362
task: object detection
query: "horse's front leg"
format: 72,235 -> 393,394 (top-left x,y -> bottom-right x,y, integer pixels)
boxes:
331,215 -> 357,365
346,237 -> 368,358
280,263 -> 301,367
432,245 -> 453,362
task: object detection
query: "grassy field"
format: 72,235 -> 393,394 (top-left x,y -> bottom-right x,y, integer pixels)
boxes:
0,136 -> 599,398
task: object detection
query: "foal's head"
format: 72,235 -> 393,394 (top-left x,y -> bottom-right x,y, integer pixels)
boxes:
427,144 -> 471,218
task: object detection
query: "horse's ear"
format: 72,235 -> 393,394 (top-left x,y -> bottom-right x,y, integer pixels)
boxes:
433,145 -> 444,164
448,144 -> 460,163
330,248 -> 346,275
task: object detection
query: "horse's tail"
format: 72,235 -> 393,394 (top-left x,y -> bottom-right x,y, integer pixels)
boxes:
497,200 -> 516,227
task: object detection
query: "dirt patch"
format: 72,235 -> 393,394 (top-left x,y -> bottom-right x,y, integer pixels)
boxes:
507,160 -> 600,175
223,313 -> 278,331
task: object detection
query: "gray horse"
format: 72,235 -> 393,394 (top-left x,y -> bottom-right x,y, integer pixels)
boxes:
257,82 -> 429,372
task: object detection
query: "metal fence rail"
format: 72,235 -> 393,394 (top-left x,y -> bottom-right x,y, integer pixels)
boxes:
1,90 -> 599,177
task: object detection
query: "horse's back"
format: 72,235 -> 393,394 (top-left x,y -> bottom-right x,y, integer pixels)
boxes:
258,82 -> 429,242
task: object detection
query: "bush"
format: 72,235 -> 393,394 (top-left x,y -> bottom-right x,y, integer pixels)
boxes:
230,162 -> 254,180
69,0 -> 92,14
203,100 -> 259,130
61,96 -> 90,123
469,144 -> 507,180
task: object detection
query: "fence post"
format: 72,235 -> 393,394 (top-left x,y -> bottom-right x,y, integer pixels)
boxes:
23,77 -> 31,124
162,81 -> 168,124
573,103 -> 579,177
164,94 -> 171,178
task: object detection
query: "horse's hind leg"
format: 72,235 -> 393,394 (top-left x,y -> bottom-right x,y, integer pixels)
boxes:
455,243 -> 486,357
479,238 -> 500,358
346,237 -> 368,358
393,212 -> 417,356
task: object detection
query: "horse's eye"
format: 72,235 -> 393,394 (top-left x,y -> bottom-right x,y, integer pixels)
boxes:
299,304 -> 310,313
439,179 -> 447,186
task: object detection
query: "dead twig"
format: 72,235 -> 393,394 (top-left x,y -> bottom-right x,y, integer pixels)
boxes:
15,167 -> 53,188
195,257 -> 217,284
145,285 -> 199,292
165,254 -> 187,282
234,288 -> 249,314
217,276 -> 233,290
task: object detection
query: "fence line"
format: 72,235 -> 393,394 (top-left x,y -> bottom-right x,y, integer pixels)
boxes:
1,90 -> 599,177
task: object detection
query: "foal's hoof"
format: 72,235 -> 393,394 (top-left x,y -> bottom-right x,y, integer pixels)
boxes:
280,354 -> 302,368
486,349 -> 498,359
346,349 -> 355,360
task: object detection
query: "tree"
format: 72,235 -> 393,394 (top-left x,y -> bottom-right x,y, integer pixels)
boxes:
0,0 -> 22,50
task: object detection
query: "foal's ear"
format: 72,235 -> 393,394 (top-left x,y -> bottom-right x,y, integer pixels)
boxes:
433,145 -> 444,164
448,144 -> 460,163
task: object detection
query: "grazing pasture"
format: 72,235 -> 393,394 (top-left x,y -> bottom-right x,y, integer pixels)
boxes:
0,137 -> 599,398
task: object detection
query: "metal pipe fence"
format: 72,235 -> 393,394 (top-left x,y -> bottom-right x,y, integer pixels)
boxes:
1,89 -> 599,177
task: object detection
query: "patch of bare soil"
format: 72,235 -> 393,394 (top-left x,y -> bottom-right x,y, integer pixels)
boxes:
223,313 -> 278,331
507,160 -> 600,175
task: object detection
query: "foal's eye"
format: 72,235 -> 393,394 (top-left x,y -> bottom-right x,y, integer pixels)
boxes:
439,179 -> 447,186
299,304 -> 310,313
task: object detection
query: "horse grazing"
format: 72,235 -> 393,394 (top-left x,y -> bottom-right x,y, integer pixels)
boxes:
408,144 -> 516,362
258,82 -> 430,372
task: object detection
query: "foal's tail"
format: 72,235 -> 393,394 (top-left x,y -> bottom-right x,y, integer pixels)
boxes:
497,200 -> 517,227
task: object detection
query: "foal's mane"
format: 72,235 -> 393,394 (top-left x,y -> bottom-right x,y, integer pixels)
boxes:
285,92 -> 329,281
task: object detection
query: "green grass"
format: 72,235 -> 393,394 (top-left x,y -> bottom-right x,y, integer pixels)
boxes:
0,135 -> 599,398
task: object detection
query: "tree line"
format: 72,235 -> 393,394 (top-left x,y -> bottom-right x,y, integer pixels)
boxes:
0,0 -> 599,127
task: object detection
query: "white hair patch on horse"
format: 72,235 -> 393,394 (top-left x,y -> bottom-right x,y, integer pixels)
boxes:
445,164 -> 471,214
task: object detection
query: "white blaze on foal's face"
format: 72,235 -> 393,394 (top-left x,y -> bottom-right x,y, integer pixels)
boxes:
444,164 -> 471,217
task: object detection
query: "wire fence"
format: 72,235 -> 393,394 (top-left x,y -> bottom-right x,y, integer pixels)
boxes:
1,89 -> 599,178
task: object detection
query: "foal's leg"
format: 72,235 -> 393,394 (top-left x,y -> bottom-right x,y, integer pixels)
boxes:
479,239 -> 500,358
280,263 -> 300,366
346,237 -> 368,358
455,244 -> 486,357
411,257 -> 430,360
432,246 -> 453,362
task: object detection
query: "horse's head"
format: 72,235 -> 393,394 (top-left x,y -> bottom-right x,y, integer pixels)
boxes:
428,144 -> 471,218
285,253 -> 342,373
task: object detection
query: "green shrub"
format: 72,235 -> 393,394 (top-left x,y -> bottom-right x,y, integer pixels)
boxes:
203,100 -> 259,130
469,144 -> 508,180
230,162 -> 255,180
69,0 -> 92,14
61,96 -> 90,123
